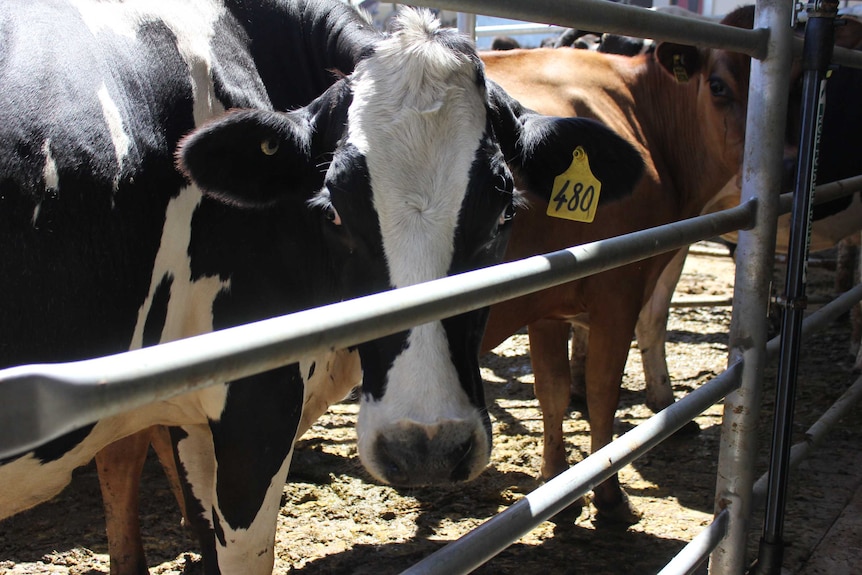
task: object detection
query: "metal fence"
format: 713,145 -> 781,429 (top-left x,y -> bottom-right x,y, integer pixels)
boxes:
407,2 -> 862,574
2,1 -> 862,574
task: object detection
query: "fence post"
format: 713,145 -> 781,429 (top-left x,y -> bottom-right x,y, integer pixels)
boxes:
457,13 -> 476,40
753,2 -> 838,573
709,1 -> 794,574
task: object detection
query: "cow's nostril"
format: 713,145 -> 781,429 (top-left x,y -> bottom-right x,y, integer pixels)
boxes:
384,463 -> 408,486
449,437 -> 475,482
375,437 -> 410,485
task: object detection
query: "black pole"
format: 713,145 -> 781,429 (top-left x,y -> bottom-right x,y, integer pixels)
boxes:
752,2 -> 838,574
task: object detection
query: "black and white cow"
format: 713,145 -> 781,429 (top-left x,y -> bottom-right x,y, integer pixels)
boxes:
0,1 -> 643,573
177,10 -> 643,492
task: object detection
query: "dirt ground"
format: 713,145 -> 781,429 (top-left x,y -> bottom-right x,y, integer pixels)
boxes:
2,241 -> 861,575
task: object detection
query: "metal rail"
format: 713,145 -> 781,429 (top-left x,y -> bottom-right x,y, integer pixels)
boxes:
412,0 -> 768,57
4,172 -> 858,465
752,372 -> 862,508
650,280 -> 862,575
649,283 -> 862,575
400,360 -> 746,575
399,272 -> 862,575
657,510 -> 731,575
473,22 -> 567,39
0,202 -> 756,460
3,2 -> 860,574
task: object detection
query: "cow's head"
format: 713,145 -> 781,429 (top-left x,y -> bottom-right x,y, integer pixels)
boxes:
178,8 -> 642,486
653,6 -> 754,179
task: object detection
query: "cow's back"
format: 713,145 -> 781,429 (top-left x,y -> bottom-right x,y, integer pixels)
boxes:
0,0 -> 376,368
0,0 -> 202,366
0,0 -> 373,566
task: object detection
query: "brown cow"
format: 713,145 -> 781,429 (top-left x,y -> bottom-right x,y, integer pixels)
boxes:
630,13 -> 862,419
480,6 -> 756,523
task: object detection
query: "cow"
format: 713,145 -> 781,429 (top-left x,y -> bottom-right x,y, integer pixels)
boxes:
632,13 -> 862,417
491,35 -> 522,50
479,6 -> 757,524
554,7 -> 720,54
0,1 -> 643,573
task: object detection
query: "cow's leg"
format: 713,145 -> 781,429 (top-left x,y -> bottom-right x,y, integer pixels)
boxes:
95,431 -> 151,575
837,234 -> 862,360
150,425 -> 189,525
586,301 -> 643,525
529,319 -> 577,482
204,368 -> 303,574
171,424 -> 218,573
835,234 -> 859,296
635,248 -> 687,413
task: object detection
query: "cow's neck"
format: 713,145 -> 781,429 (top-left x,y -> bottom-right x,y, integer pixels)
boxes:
634,60 -> 737,219
225,1 -> 380,109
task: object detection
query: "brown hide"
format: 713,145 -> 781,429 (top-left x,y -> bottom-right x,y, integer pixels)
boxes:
479,7 -> 754,521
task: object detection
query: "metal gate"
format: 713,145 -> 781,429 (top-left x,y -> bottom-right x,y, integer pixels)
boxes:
2,1 -> 862,574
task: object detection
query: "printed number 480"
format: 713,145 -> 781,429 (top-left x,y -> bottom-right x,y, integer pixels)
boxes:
552,180 -> 595,214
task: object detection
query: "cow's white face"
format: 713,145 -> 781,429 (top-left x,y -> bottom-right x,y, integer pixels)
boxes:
178,8 -> 645,487
341,11 -> 495,485
349,17 -> 486,289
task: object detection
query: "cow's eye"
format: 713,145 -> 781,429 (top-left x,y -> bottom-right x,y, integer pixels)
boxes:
709,77 -> 729,99
326,205 -> 342,226
260,138 -> 279,156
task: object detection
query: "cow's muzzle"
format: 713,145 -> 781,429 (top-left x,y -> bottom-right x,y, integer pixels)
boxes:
366,419 -> 489,486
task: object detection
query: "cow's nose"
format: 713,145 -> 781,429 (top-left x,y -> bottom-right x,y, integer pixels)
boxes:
372,421 -> 484,486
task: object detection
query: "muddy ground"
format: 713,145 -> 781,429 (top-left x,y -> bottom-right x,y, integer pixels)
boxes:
2,241 -> 861,574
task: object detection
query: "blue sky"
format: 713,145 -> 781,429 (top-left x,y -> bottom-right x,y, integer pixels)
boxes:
474,15 -> 564,49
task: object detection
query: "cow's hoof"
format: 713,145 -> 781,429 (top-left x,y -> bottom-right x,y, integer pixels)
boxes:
592,489 -> 642,527
673,419 -> 701,437
569,395 -> 589,420
550,495 -> 589,524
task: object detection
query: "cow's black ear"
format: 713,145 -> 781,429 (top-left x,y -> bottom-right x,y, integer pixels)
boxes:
516,114 -> 644,207
487,82 -> 643,207
176,108 -> 318,208
654,42 -> 702,83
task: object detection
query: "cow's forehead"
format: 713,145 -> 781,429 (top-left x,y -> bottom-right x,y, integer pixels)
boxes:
343,10 -> 490,289
347,10 -> 485,148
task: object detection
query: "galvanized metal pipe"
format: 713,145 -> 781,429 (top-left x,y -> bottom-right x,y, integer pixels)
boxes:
766,284 -> 862,359
753,373 -> 862,508
780,174 -> 862,213
0,203 -> 755,459
660,285 -> 862,575
400,361 -> 744,575
473,23 -> 567,39
748,283 -> 862,510
710,1 -> 794,573
456,12 -> 476,37
657,510 -> 731,575
832,44 -> 862,69
410,0 -> 767,57
399,274 -> 862,575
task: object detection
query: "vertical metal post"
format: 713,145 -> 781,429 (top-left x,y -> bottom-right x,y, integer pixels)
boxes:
752,3 -> 838,574
457,12 -> 477,41
709,1 -> 794,573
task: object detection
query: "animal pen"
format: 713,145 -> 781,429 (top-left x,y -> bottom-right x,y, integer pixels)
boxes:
1,0 -> 862,574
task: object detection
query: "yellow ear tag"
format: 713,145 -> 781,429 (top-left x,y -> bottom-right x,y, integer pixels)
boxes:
672,54 -> 689,83
546,146 -> 602,223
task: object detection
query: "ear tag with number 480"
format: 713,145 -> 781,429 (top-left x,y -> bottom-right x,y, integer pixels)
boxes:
546,146 -> 602,223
